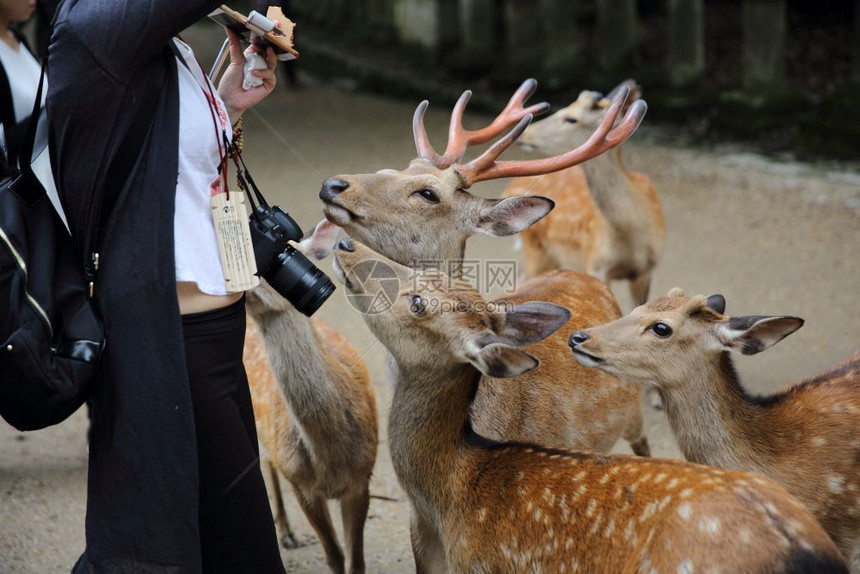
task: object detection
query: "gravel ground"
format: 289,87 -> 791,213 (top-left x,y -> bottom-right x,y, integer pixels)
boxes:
2,25 -> 858,573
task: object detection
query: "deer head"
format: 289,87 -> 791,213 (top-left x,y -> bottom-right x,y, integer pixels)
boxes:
246,220 -> 341,316
319,79 -> 647,267
331,237 -> 570,376
568,288 -> 804,390
518,79 -> 644,156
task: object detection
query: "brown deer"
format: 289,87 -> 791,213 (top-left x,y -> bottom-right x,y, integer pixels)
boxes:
330,238 -> 847,574
243,221 -> 378,574
507,79 -> 665,306
319,79 -> 651,456
569,288 -> 860,569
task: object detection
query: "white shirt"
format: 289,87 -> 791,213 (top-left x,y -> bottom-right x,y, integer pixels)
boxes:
0,38 -> 45,122
173,39 -> 233,296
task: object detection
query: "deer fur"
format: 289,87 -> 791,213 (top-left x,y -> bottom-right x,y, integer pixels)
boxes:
319,80 -> 649,457
570,288 -> 860,569
331,239 -> 847,574
507,81 -> 665,306
243,222 -> 378,574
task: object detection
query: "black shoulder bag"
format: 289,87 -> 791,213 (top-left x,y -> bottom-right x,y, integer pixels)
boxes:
0,58 -> 159,431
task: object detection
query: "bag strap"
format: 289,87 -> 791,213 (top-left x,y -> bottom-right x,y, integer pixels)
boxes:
17,60 -> 47,178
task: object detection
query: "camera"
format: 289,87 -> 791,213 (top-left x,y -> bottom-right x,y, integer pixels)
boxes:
249,204 -> 335,316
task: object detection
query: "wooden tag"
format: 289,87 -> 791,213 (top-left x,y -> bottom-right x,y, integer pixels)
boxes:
210,191 -> 260,293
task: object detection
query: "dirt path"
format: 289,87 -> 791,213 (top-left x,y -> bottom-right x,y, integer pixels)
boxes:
2,27 -> 858,574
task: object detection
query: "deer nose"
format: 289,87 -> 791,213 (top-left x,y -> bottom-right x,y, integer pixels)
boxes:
337,238 -> 355,252
569,331 -> 590,347
320,178 -> 350,202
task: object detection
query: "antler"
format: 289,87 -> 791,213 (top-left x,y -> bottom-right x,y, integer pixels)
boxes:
455,86 -> 648,187
413,79 -> 550,169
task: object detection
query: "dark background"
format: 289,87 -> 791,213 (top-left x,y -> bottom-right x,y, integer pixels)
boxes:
228,0 -> 860,160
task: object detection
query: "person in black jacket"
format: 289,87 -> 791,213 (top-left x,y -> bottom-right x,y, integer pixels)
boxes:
0,0 -> 41,171
48,2 -> 287,571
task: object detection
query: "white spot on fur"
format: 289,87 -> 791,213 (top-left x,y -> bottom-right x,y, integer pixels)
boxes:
739,527 -> 751,545
828,475 -> 845,494
478,508 -> 487,523
666,478 -> 681,489
640,500 -> 659,523
604,518 -> 615,538
678,559 -> 694,574
534,508 -> 542,522
677,503 -> 692,520
679,488 -> 694,499
624,519 -> 635,540
585,498 -> 597,517
599,472 -> 611,485
572,471 -> 586,482
811,436 -> 826,447
698,517 -> 721,537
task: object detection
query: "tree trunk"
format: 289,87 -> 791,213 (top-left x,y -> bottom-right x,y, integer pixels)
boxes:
741,0 -> 786,91
854,0 -> 860,80
459,0 -> 498,64
595,0 -> 638,72
503,0 -> 542,74
667,0 -> 704,87
540,0 -> 583,82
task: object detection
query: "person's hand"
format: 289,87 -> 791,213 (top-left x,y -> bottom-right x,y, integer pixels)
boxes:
217,27 -> 277,125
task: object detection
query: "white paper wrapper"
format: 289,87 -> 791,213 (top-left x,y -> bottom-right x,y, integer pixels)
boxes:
242,52 -> 267,90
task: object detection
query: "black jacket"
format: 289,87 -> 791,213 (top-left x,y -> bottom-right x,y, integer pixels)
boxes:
48,1 -> 223,571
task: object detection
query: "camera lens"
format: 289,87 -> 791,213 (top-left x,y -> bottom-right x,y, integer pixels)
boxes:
264,246 -> 336,316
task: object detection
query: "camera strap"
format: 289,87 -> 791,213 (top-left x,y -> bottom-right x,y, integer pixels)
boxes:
171,38 -> 258,292
171,38 -> 230,198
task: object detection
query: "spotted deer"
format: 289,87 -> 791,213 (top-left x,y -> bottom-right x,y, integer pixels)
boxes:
506,79 -> 665,306
569,288 -> 860,569
319,79 -> 651,456
243,221 -> 378,574
330,238 -> 847,574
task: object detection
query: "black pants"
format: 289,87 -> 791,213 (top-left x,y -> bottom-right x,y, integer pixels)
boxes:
181,296 -> 284,573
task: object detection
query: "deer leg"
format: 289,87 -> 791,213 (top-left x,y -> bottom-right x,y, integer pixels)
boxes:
519,234 -> 557,279
340,484 -> 370,574
628,271 -> 653,307
262,458 -> 300,549
623,401 -> 651,457
410,506 -> 448,574
294,486 -> 345,574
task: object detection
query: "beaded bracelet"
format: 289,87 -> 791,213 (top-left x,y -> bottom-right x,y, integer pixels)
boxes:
231,116 -> 244,153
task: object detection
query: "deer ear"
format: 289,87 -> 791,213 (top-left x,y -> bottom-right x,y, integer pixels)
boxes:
718,315 -> 804,355
500,302 -> 571,347
475,196 -> 554,237
468,342 -> 540,378
298,220 -> 341,261
705,294 -> 726,315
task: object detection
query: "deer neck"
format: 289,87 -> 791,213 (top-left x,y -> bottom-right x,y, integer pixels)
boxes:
580,149 -> 639,228
659,353 -> 770,473
252,307 -> 342,440
387,359 -> 478,518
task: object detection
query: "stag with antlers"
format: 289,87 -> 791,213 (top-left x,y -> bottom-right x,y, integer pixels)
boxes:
319,80 -> 652,457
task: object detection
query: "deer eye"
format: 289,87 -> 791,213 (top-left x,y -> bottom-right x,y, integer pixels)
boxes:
414,188 -> 440,203
650,322 -> 673,338
409,294 -> 427,316
564,117 -> 578,124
